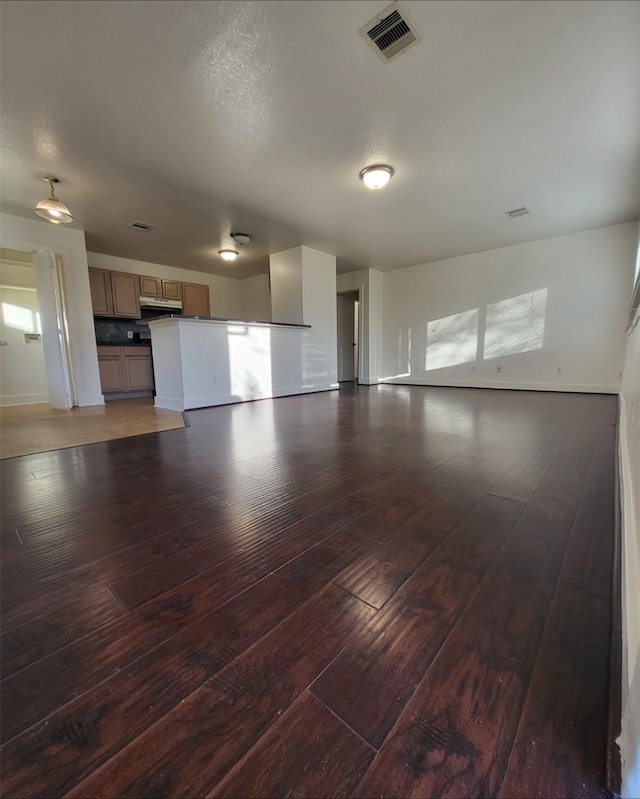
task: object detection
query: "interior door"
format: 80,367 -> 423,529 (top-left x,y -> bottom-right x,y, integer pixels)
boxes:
337,294 -> 355,381
32,251 -> 73,408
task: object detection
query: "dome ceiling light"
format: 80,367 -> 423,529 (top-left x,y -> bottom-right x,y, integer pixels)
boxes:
231,232 -> 251,246
218,249 -> 239,261
359,164 -> 394,190
34,176 -> 74,224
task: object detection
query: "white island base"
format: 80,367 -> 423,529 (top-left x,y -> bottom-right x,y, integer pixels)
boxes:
149,317 -> 339,411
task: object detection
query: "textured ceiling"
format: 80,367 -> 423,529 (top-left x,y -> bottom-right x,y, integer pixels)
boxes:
1,0 -> 638,279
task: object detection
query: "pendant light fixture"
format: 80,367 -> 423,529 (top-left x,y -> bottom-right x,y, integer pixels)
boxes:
359,164 -> 394,190
34,176 -> 74,224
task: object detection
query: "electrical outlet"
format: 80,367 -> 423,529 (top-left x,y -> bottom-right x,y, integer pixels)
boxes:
213,376 -> 217,384
556,366 -> 563,374
496,366 -> 502,374
127,331 -> 133,339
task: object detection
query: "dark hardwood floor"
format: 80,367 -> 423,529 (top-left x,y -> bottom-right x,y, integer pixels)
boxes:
0,384 -> 616,798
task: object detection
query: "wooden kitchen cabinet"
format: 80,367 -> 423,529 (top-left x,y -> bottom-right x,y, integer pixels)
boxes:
89,268 -> 141,318
89,268 -> 113,316
140,276 -> 182,301
97,349 -> 126,392
111,271 -> 141,317
161,279 -> 182,300
97,346 -> 153,394
123,347 -> 154,390
182,282 -> 210,316
139,275 -> 161,298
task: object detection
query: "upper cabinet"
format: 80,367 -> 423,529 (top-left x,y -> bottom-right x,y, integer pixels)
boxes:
89,268 -> 141,318
182,282 -> 210,316
90,266 -> 211,319
139,275 -> 161,298
140,276 -> 182,301
88,268 -> 112,316
111,271 -> 141,317
161,279 -> 182,300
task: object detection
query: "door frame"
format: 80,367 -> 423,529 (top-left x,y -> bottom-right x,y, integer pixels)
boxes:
0,235 -> 75,408
336,287 -> 362,384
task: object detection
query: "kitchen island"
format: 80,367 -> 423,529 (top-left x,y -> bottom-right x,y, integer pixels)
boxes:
148,315 -> 339,411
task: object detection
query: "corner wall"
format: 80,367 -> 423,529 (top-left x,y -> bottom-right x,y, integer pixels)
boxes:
620,221 -> 640,799
381,222 -> 637,393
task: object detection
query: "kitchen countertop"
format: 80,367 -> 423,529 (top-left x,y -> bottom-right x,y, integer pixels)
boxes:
145,314 -> 311,328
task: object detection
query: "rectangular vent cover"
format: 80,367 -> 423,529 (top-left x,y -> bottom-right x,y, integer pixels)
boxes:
359,1 -> 422,64
129,221 -> 155,232
505,207 -> 530,218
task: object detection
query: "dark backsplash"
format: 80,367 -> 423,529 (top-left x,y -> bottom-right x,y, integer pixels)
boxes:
94,318 -> 145,344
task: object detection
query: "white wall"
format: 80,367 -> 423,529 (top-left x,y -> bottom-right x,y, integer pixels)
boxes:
381,222 -> 637,393
337,268 -> 384,385
300,247 -> 338,390
0,213 -> 103,406
0,285 -> 49,405
241,273 -> 271,322
620,222 -> 640,799
269,247 -> 303,325
87,251 -> 244,318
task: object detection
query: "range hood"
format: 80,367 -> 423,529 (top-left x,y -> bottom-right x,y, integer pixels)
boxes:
139,296 -> 183,309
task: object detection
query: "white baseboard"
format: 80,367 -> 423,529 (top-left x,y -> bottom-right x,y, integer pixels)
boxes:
154,396 -> 187,412
154,383 -> 339,412
377,377 -> 619,394
75,393 -> 105,407
0,393 -> 49,407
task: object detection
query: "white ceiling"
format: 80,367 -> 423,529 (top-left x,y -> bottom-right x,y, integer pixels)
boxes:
1,0 -> 638,279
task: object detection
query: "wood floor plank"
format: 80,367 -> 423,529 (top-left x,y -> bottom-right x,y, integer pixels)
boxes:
0,386 -> 617,799
0,586 -> 124,679
109,493 -> 374,609
333,483 -> 499,609
208,691 -> 376,799
343,496 -> 422,541
64,583 -> 375,799
352,540 -> 560,799
498,580 -> 610,799
312,493 -> 524,747
0,534 -> 371,799
0,495 -> 373,744
560,427 -> 616,593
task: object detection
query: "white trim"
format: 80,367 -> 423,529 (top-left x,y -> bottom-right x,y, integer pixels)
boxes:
83,393 -> 106,407
378,377 -> 619,394
0,394 -> 49,406
0,284 -> 37,292
154,395 -> 186,412
155,383 -> 339,412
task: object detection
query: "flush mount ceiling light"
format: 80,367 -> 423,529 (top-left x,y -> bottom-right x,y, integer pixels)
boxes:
231,232 -> 251,246
34,176 -> 73,224
218,249 -> 239,261
359,164 -> 394,190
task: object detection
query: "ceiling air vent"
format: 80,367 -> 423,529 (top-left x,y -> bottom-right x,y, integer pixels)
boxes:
129,221 -> 155,232
505,207 -> 530,218
359,1 -> 422,64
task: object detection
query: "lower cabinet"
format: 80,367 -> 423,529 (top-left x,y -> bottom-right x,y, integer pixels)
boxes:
97,346 -> 153,394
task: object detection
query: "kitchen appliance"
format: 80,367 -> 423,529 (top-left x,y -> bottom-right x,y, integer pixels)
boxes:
139,296 -> 183,310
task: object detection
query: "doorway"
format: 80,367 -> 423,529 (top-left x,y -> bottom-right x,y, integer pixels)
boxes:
0,245 -> 74,408
337,290 -> 359,383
